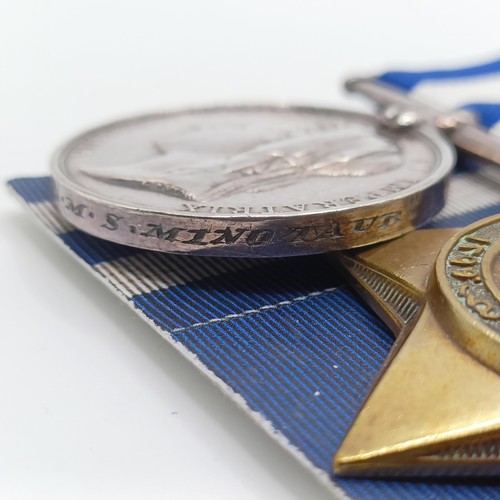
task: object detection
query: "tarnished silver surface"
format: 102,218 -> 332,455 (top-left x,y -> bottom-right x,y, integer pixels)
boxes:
52,106 -> 454,257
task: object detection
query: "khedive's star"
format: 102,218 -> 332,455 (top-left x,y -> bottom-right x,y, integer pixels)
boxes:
334,215 -> 500,477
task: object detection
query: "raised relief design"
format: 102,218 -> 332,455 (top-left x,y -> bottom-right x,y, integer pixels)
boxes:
80,125 -> 402,203
335,216 -> 500,477
446,230 -> 500,324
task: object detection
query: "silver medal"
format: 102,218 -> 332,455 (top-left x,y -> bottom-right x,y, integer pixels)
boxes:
52,105 -> 454,257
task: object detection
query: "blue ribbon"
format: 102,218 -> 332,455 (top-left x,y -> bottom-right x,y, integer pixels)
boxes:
378,57 -> 500,128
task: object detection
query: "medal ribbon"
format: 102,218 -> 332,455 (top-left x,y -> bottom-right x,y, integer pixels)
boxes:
7,56 -> 500,499
378,57 -> 500,130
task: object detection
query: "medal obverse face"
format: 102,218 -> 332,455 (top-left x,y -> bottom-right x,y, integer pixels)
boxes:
52,106 -> 454,256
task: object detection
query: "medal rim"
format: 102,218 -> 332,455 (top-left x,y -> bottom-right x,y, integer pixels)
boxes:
50,104 -> 456,256
51,104 -> 455,220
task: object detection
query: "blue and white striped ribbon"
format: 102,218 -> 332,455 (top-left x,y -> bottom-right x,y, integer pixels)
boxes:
7,56 -> 500,500
378,57 -> 500,133
9,166 -> 500,499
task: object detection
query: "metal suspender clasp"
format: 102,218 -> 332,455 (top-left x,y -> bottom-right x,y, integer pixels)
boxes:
346,77 -> 500,166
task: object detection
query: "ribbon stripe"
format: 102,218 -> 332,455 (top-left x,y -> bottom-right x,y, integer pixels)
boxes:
8,170 -> 500,499
378,57 -> 500,129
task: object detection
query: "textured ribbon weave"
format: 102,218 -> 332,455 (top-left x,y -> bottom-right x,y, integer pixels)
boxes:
8,164 -> 500,499
8,58 -> 500,499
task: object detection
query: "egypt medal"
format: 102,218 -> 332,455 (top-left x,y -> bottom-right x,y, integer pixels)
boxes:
30,58 -> 500,481
52,106 -> 454,257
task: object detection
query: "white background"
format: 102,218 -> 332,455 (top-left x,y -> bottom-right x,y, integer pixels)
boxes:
1,2 -> 499,499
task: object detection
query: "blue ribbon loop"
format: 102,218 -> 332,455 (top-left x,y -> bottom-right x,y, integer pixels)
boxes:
378,58 -> 500,128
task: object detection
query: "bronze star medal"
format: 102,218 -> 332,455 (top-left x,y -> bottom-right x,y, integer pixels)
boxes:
334,214 -> 500,476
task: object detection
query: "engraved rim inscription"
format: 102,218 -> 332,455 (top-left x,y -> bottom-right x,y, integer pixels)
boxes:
51,105 -> 455,256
